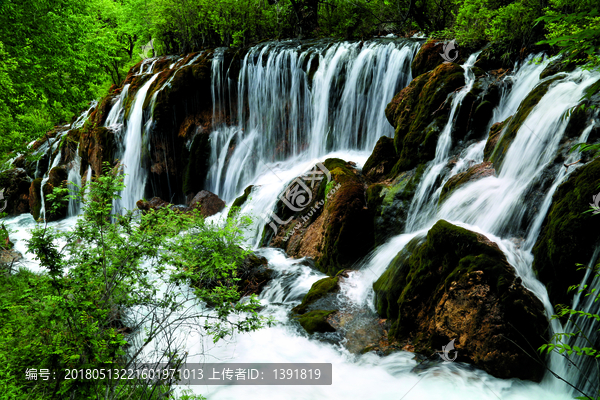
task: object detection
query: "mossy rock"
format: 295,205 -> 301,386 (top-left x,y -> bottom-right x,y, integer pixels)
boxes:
539,57 -> 577,80
294,310 -> 337,334
369,164 -> 425,245
438,162 -> 495,205
362,136 -> 398,182
483,117 -> 512,161
373,220 -> 548,381
488,77 -> 562,171
262,158 -> 374,277
228,185 -> 254,218
386,63 -> 465,173
532,157 -> 600,307
291,272 -> 345,315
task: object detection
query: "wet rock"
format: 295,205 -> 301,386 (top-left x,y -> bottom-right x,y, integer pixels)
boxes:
187,190 -> 226,217
183,131 -> 211,198
228,185 -> 254,218
262,158 -> 374,276
483,117 -> 511,161
237,253 -> 273,297
438,161 -> 496,204
294,310 -> 337,334
367,165 -> 425,245
362,136 -> 398,182
386,63 -> 465,173
292,270 -> 349,315
0,168 -> 32,215
78,126 -> 118,177
533,157 -> 600,307
42,166 -> 68,222
374,220 -> 549,381
29,178 -> 43,221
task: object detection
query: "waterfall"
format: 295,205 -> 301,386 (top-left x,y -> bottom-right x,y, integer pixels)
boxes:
207,40 -> 420,202
67,144 -> 82,217
114,75 -> 159,213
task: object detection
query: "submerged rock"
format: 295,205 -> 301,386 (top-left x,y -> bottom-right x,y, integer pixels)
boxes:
373,220 -> 548,381
532,157 -> 600,307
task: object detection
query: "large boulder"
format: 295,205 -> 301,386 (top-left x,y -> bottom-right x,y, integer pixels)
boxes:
362,136 -> 398,182
385,63 -> 465,173
373,220 -> 549,381
262,158 -> 374,276
0,168 -> 32,215
187,190 -> 226,217
532,157 -> 600,307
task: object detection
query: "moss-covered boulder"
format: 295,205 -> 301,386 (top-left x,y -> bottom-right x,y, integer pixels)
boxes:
292,271 -> 348,315
294,310 -> 337,334
237,252 -> 273,297
438,162 -> 495,204
373,220 -> 548,381
411,39 -> 447,78
263,158 -> 374,276
532,157 -> 600,307
367,165 -> 425,245
362,136 -> 398,182
0,168 -> 32,215
228,185 -> 254,218
487,77 -> 561,170
187,190 -> 226,217
385,63 -> 465,173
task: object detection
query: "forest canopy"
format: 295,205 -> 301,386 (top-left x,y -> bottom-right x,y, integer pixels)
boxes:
0,0 -> 598,160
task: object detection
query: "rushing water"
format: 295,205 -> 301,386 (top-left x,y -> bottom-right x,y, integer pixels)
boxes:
4,39 -> 600,399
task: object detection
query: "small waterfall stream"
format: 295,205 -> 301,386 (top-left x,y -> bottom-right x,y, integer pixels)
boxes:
3,38 -> 600,399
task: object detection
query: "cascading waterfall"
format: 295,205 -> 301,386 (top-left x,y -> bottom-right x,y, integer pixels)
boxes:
207,40 -> 420,202
5,38 -> 600,400
66,144 -> 82,217
113,75 -> 159,213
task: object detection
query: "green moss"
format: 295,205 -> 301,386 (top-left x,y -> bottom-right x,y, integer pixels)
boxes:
386,63 -> 465,174
489,77 -> 561,170
532,157 -> 600,306
438,162 -> 494,205
292,275 -> 340,315
483,117 -> 512,161
373,220 -> 510,339
228,185 -> 253,218
294,310 -> 336,334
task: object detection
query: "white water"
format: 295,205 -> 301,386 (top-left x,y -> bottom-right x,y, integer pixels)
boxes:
4,40 -> 599,400
114,75 -> 159,213
207,40 -> 420,202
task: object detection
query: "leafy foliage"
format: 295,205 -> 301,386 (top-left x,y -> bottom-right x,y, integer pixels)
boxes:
0,166 -> 268,398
